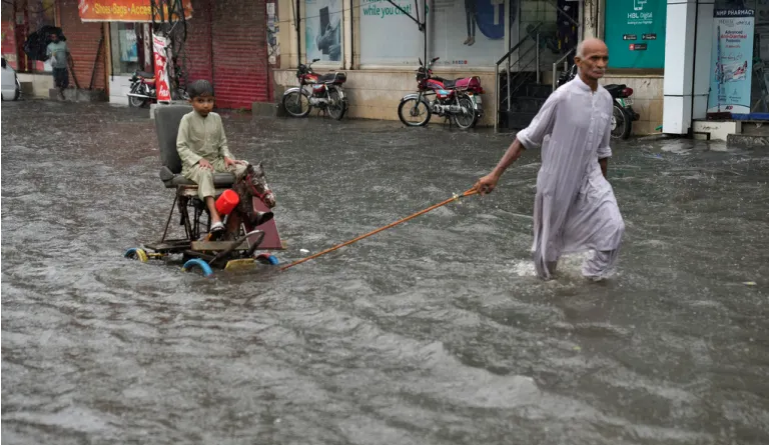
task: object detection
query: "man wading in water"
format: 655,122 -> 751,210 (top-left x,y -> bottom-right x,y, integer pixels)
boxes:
473,38 -> 625,281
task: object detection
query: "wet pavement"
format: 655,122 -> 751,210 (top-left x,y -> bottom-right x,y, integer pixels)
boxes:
2,99 -> 768,445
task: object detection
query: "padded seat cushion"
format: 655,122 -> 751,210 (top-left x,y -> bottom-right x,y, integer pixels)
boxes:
159,166 -> 235,188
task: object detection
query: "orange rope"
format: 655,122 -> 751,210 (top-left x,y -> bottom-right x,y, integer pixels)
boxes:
280,188 -> 479,271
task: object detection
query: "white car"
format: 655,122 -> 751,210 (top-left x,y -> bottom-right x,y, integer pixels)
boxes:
1,57 -> 21,101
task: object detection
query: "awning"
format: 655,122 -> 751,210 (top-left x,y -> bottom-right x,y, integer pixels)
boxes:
78,0 -> 193,23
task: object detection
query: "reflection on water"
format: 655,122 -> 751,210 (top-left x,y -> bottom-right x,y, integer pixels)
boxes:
2,101 -> 768,444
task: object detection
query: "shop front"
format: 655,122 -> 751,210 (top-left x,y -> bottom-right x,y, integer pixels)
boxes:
273,0 -> 528,125
272,0 -> 666,131
663,0 -> 769,138
601,0 -> 667,135
2,0 -> 59,96
107,22 -> 152,105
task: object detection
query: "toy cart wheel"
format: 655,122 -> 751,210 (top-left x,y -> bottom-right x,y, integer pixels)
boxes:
124,248 -> 149,262
182,259 -> 214,277
255,253 -> 280,265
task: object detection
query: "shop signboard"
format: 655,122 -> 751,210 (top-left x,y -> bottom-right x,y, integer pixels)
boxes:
708,9 -> 755,114
78,0 -> 193,23
305,0 -> 343,63
604,0 -> 667,69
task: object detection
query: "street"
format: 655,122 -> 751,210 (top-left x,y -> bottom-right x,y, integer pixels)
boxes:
2,99 -> 769,445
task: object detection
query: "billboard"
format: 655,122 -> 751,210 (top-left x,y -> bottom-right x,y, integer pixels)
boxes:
358,0 -> 509,67
305,0 -> 343,63
604,0 -> 667,69
708,9 -> 755,114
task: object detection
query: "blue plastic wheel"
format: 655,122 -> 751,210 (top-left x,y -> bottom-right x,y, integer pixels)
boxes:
182,258 -> 214,277
256,253 -> 280,265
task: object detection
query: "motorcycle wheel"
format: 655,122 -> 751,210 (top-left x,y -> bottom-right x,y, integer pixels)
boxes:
452,93 -> 477,130
282,90 -> 311,117
128,84 -> 148,108
326,85 -> 347,120
129,95 -> 147,108
398,97 -> 431,127
611,103 -> 632,140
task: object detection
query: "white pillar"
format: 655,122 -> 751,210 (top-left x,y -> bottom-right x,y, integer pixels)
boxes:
663,0 -> 714,134
692,1 -> 714,120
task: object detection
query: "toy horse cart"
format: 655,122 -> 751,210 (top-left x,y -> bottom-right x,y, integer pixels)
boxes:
124,105 -> 284,277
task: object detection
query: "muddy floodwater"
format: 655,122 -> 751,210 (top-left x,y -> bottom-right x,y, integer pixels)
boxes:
2,100 -> 768,445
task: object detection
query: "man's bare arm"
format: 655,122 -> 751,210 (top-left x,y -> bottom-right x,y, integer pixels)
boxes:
473,138 -> 526,194
599,157 -> 608,178
491,138 -> 526,177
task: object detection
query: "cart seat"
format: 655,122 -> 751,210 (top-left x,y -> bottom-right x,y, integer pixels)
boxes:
158,165 -> 236,188
155,105 -> 237,189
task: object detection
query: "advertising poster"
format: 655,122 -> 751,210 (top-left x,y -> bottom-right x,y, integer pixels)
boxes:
1,20 -> 17,69
359,0 -> 426,65
152,33 -> 171,103
604,0 -> 667,69
430,0 -> 507,66
305,0 -> 343,63
708,9 -> 755,114
119,28 -> 138,63
267,0 -> 280,66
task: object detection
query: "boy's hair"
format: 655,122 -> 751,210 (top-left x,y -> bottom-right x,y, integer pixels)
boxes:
187,79 -> 214,99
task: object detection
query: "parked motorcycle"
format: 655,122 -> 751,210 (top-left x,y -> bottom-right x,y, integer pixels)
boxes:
126,69 -> 188,107
282,59 -> 348,120
126,70 -> 157,107
556,64 -> 639,139
397,57 -> 484,130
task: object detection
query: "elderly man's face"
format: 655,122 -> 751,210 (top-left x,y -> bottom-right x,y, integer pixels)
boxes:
575,43 -> 609,81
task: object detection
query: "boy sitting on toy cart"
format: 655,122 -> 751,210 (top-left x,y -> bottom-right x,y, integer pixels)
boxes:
176,80 -> 275,235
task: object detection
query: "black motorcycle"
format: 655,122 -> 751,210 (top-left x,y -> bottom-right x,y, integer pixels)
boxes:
557,64 -> 639,139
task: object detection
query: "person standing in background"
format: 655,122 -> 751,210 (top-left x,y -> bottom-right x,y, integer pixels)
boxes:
46,32 -> 70,100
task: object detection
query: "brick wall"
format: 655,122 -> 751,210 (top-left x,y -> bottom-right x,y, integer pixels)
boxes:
58,0 -> 106,90
181,0 -> 270,109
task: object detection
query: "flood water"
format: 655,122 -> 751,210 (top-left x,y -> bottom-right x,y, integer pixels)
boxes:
2,100 -> 768,444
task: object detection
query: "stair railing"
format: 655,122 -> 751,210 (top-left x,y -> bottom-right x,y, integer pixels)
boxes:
551,47 -> 576,92
494,22 -> 543,131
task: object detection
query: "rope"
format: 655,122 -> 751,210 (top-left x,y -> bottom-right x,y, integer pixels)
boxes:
280,188 -> 479,271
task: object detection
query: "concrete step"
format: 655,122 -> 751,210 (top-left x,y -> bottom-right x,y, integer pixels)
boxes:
19,81 -> 33,95
510,96 -> 548,113
499,110 -> 536,129
523,83 -> 553,98
727,134 -> 769,148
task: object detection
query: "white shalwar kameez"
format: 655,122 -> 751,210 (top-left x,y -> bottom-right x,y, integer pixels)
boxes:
515,76 -> 625,280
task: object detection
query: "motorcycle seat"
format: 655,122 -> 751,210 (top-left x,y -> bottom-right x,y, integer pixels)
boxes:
137,70 -> 155,78
604,84 -> 627,95
318,73 -> 340,83
155,105 -> 236,189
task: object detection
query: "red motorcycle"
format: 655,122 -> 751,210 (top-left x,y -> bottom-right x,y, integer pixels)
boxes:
397,57 -> 484,130
126,69 -> 188,107
282,58 -> 348,120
